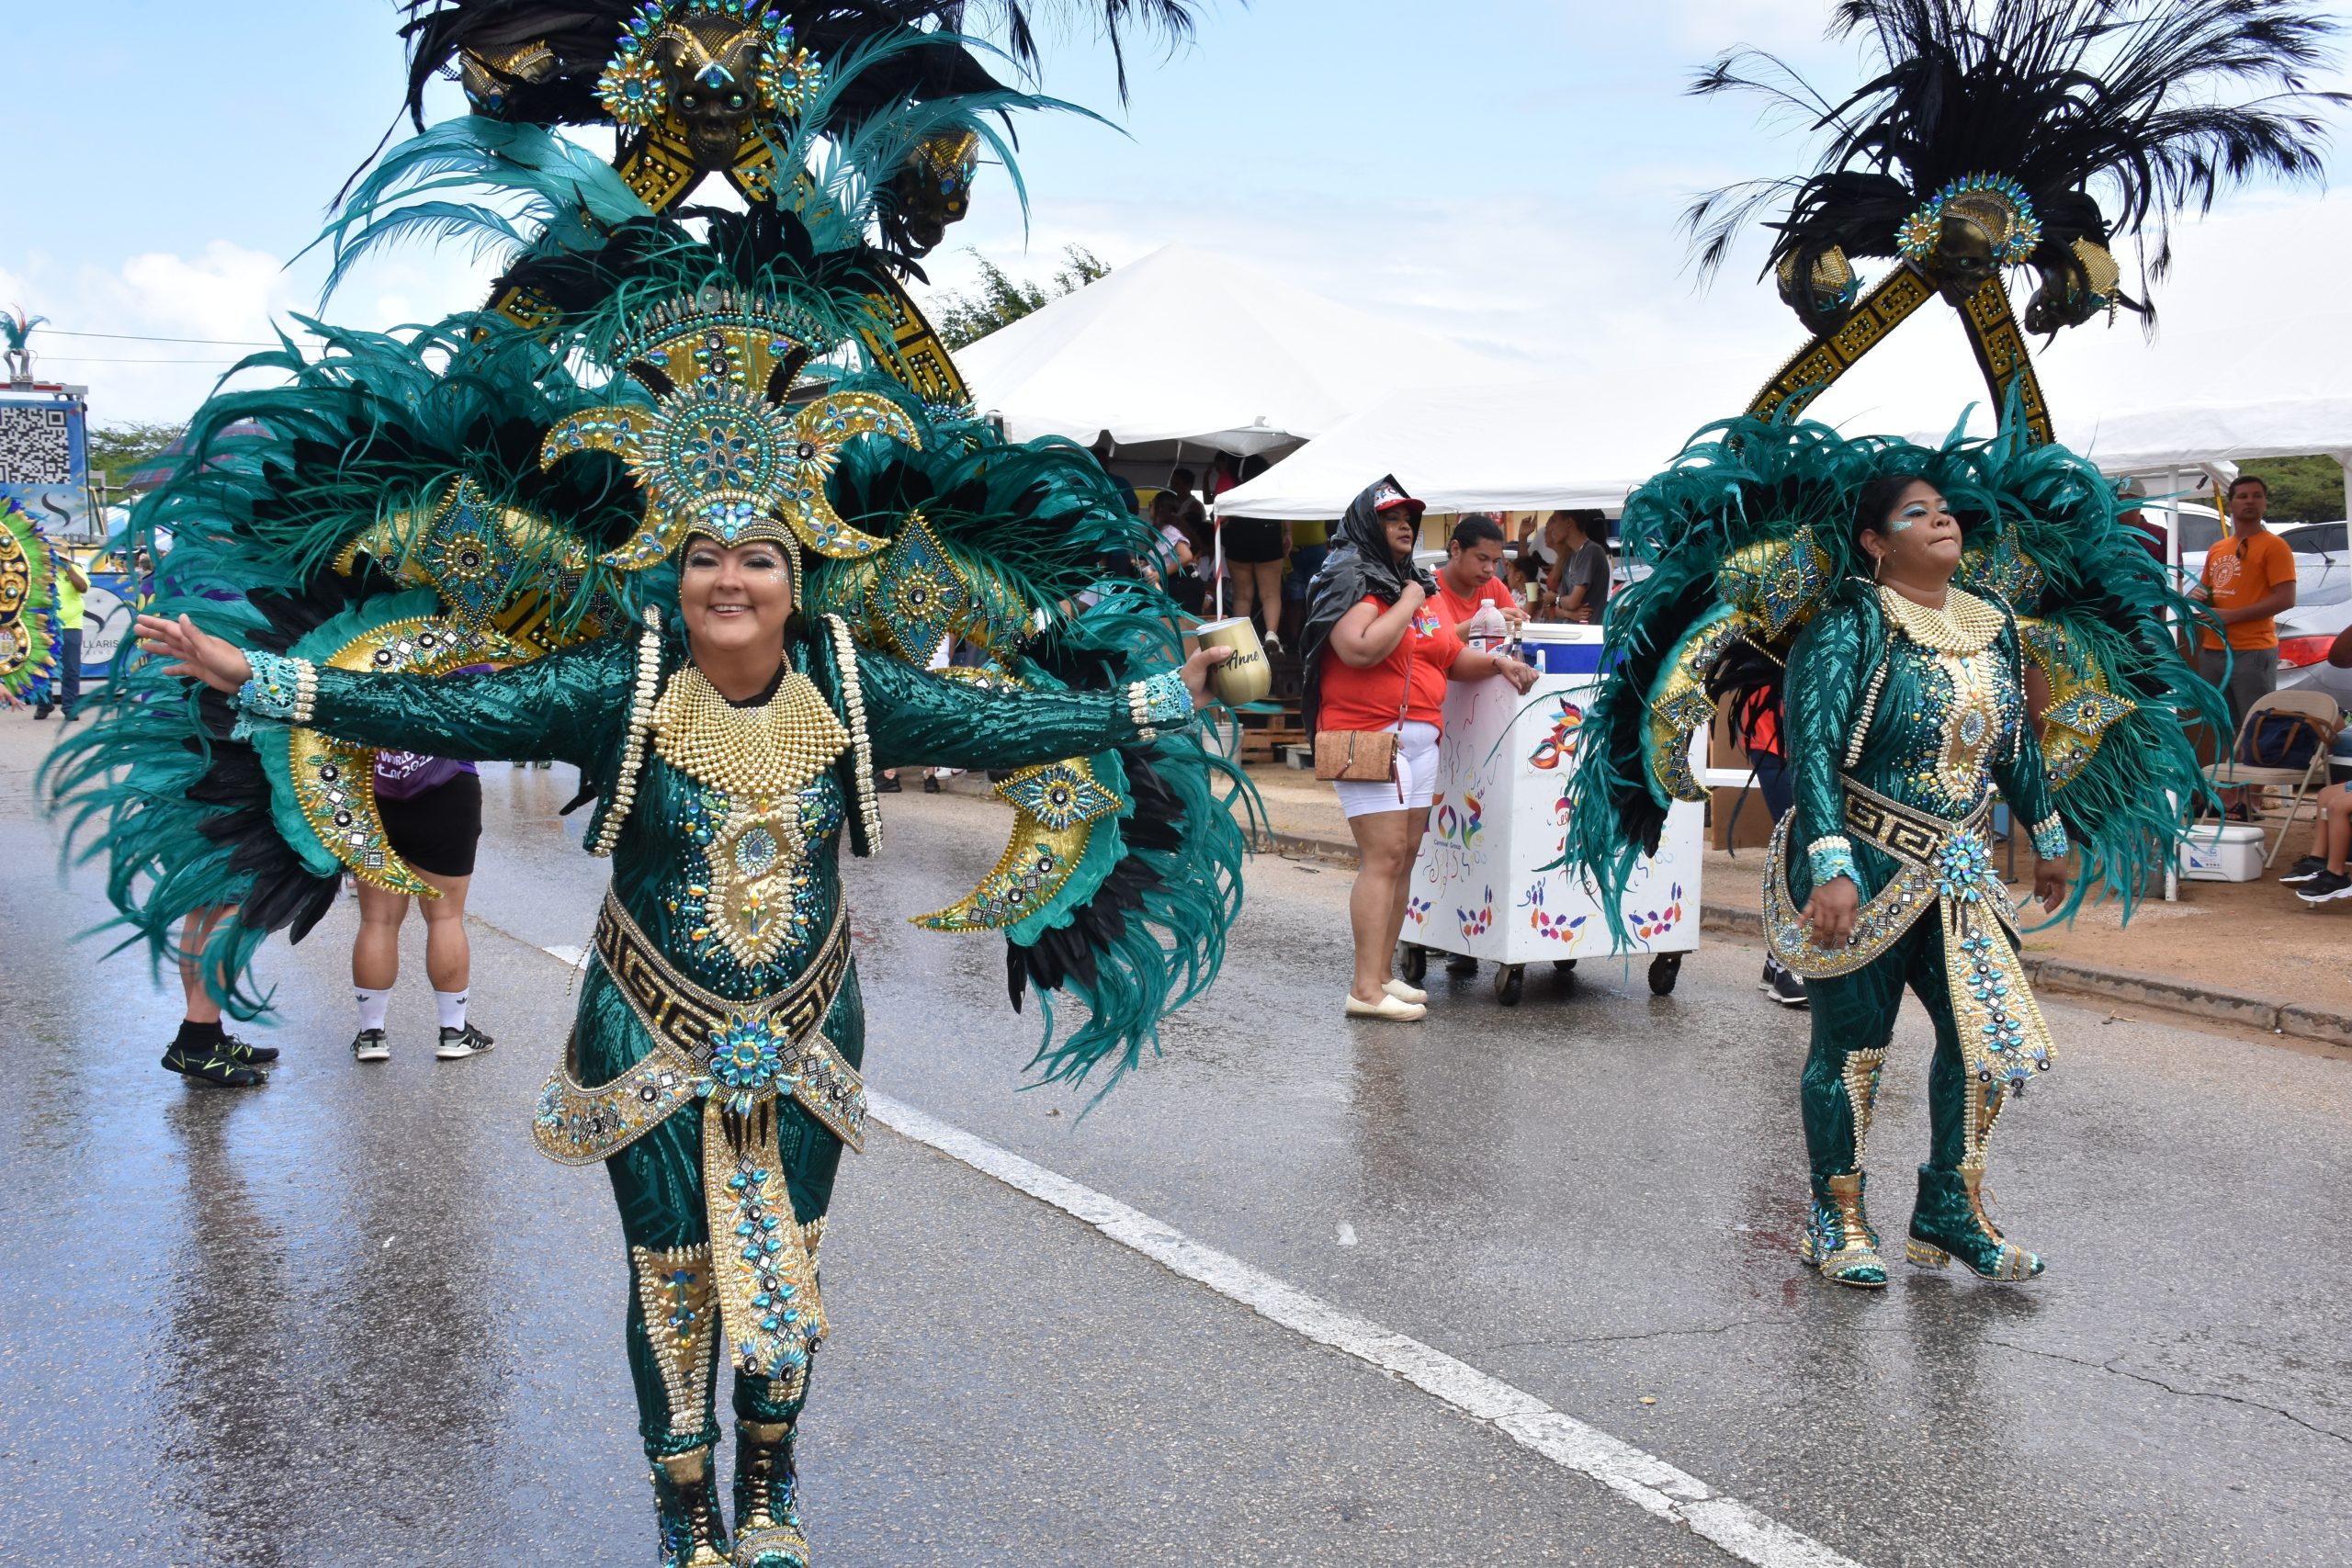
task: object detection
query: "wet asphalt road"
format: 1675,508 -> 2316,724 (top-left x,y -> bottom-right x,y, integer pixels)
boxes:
4,720 -> 2349,1567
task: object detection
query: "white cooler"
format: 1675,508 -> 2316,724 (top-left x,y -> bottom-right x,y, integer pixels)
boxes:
2177,822 -> 2265,882
1400,624 -> 1704,1005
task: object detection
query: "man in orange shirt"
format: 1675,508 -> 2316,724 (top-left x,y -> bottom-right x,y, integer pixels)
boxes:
1430,514 -> 1527,632
2193,474 -> 2297,818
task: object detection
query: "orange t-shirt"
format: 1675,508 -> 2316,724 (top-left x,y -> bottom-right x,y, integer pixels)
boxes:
1318,595 -> 1463,730
1432,576 -> 1516,628
2200,530 -> 2296,651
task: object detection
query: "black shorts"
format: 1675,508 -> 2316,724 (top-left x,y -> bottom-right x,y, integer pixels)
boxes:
1221,517 -> 1286,564
377,771 -> 483,879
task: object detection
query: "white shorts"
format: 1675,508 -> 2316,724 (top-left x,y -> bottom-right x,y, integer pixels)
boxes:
1333,719 -> 1442,818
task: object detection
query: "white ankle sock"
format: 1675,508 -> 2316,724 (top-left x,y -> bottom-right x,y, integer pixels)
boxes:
355,987 -> 391,1032
434,988 -> 469,1032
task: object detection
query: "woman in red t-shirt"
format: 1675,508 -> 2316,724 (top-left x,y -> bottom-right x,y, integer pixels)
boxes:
1299,477 -> 1537,1021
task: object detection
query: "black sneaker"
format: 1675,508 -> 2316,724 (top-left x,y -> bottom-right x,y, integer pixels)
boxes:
873,773 -> 901,793
352,1028 -> 390,1064
217,1032 -> 280,1066
435,1022 -> 494,1061
32,705 -> 51,721
2279,855 -> 2328,885
1763,958 -> 1810,1008
2298,869 -> 2352,904
922,774 -> 942,794
161,1044 -> 267,1089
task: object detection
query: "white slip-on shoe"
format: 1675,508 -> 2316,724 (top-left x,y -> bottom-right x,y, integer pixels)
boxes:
1345,992 -> 1426,1021
1383,978 -> 1429,1004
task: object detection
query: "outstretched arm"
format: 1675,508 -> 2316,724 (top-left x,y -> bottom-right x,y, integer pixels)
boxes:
860,643 -> 1229,773
138,612 -> 626,766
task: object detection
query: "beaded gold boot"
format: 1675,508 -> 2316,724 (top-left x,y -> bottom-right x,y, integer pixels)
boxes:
1906,1166 -> 2043,1280
1801,1171 -> 1887,1287
732,1418 -> 811,1568
652,1446 -> 733,1568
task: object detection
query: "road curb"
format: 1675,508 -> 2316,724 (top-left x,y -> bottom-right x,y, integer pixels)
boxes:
1232,823 -> 2352,1050
1697,902 -> 2352,1046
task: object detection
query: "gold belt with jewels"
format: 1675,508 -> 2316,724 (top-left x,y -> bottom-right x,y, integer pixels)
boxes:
1765,778 -> 2056,1094
532,889 -> 866,1167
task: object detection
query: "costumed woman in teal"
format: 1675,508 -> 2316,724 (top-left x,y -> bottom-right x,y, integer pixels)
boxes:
1569,412 -> 2226,1292
1567,0 -> 2334,1293
47,6 -> 1243,1565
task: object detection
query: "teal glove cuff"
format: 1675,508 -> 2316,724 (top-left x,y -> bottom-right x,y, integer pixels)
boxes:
2030,814 -> 2069,862
1126,671 -> 1193,736
232,651 -> 317,739
1807,835 -> 1859,887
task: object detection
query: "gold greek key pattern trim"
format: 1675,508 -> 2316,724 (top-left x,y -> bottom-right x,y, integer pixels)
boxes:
592,889 -> 866,1150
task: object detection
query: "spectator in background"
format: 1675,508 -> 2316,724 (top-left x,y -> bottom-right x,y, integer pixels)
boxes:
1150,491 -> 1208,615
34,550 -> 89,723
1218,453 -> 1290,649
1090,433 -> 1139,517
2192,474 -> 2296,819
1430,514 -> 1525,632
1739,697 -> 1808,1007
349,750 -> 494,1065
1520,513 -> 1559,585
1541,511 -> 1611,624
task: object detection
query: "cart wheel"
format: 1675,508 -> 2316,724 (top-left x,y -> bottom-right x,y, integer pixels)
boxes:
1495,964 -> 1525,1007
1554,960 -> 1577,976
1399,943 -> 1428,987
1647,953 -> 1682,997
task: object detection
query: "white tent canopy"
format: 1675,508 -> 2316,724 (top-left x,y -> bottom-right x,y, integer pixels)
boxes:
1218,378 -> 2352,522
1938,396 -> 2352,477
1205,377 -> 1697,520
948,243 -> 1505,456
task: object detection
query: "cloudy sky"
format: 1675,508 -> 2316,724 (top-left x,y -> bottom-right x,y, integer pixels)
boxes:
6,0 -> 2348,444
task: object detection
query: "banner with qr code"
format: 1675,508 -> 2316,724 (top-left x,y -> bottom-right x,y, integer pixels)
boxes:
0,394 -> 87,488
0,389 -> 101,547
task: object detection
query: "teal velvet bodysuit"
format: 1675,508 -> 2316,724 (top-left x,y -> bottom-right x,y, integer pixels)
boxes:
288,623 -> 1184,1456
1767,584 -> 2069,1282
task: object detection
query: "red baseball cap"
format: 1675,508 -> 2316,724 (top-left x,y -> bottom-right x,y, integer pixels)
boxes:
1371,481 -> 1425,518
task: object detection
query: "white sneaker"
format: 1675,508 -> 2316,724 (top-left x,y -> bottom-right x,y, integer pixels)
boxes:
351,1028 -> 390,1064
435,1023 -> 494,1060
1383,978 -> 1429,1004
1345,992 -> 1426,1021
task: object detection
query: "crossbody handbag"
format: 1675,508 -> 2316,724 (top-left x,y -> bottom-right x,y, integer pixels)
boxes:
1315,615 -> 1416,787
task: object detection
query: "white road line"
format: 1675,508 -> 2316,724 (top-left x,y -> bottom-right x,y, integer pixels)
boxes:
870,1092 -> 1868,1568
523,932 -> 1860,1567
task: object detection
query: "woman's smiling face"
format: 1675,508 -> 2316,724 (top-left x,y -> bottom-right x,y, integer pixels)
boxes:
678,535 -> 794,657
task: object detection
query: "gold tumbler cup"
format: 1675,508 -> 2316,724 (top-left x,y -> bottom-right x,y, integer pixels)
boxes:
1193,616 -> 1272,706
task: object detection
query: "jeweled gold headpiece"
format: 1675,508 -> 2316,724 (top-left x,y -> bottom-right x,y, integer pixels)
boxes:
1895,174 -> 2043,267
595,0 -> 822,129
540,286 -> 921,570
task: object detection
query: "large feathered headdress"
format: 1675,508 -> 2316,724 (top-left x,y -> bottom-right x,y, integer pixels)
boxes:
1687,1 -> 2346,335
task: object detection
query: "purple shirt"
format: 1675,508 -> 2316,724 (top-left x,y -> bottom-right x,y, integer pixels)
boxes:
374,750 -> 476,800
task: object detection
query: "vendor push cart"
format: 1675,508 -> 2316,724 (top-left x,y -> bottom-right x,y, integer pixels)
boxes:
1400,625 -> 1704,1005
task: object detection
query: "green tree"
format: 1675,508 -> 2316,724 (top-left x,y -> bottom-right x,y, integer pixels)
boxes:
85,420 -> 187,490
932,245 -> 1109,349
2238,455 -> 2346,524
